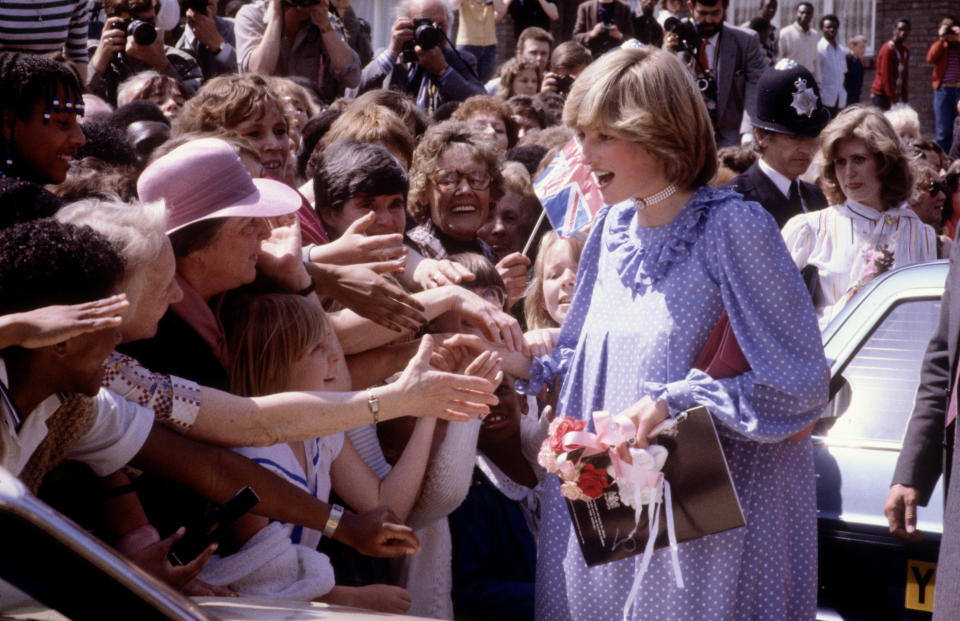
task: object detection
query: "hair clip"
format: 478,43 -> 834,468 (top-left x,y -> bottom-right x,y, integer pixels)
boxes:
52,96 -> 61,112
65,99 -> 73,112
75,101 -> 86,116
4,156 -> 12,167
43,110 -> 51,124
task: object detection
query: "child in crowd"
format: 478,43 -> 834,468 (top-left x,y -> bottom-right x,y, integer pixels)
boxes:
202,293 -> 500,613
0,53 -> 86,185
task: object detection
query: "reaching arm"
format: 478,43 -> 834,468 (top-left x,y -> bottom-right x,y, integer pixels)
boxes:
130,424 -> 420,557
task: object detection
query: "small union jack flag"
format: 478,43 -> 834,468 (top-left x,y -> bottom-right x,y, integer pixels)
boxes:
533,138 -> 605,237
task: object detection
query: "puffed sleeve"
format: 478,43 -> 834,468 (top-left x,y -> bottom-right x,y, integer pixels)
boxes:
781,210 -> 817,270
643,200 -> 829,442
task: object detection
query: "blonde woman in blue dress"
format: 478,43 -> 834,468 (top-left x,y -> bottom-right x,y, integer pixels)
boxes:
519,47 -> 829,620
783,106 -> 938,328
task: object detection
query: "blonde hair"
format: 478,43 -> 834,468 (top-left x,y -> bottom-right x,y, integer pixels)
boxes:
407,120 -> 504,223
563,47 -> 717,190
819,105 -> 914,208
884,103 -> 920,144
226,294 -> 327,397
55,196 -> 167,320
524,230 -> 585,329
173,74 -> 286,136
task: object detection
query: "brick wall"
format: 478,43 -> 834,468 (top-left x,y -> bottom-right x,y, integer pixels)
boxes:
873,1 -> 956,139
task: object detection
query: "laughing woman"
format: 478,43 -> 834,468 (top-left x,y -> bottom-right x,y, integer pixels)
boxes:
521,47 -> 829,620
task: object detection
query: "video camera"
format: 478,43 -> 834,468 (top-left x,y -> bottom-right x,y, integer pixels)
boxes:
400,18 -> 445,63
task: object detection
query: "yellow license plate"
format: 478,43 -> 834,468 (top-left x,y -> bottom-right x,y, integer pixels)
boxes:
905,560 -> 936,612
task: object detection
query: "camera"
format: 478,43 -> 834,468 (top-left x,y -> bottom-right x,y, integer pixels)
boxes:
117,18 -> 157,46
554,73 -> 574,96
400,18 -> 445,63
663,17 -> 700,53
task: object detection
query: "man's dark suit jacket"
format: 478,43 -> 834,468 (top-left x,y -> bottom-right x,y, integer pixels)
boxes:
893,238 -> 960,618
721,160 -> 827,228
572,0 -> 634,58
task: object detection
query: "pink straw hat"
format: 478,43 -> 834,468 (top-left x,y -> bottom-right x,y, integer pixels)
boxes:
137,137 -> 301,234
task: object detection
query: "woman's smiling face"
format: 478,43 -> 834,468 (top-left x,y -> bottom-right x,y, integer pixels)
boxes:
427,143 -> 492,241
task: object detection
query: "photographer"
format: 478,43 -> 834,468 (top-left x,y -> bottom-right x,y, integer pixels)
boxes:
539,40 -> 590,98
236,0 -> 360,103
665,0 -> 766,148
175,0 -> 238,80
88,0 -> 202,106
927,16 -> 960,154
357,0 -> 485,115
572,0 -> 634,58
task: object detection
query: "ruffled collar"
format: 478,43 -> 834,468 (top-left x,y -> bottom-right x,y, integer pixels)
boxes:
604,186 -> 736,293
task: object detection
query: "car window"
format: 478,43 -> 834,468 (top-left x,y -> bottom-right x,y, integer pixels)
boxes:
827,299 -> 941,444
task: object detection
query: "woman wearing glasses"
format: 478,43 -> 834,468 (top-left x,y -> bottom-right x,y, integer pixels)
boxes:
406,121 -> 531,303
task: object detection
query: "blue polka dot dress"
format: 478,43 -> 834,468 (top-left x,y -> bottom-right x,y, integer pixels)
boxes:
530,187 -> 829,621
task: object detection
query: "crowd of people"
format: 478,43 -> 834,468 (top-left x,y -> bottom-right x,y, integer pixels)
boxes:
1,0 -> 960,619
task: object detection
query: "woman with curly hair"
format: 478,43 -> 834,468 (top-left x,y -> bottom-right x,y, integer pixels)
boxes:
406,119 -> 530,302
783,105 -> 938,326
497,56 -> 542,100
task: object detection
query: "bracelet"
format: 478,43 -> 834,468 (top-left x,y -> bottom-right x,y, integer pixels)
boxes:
297,277 -> 316,296
367,388 -> 380,423
322,503 -> 344,538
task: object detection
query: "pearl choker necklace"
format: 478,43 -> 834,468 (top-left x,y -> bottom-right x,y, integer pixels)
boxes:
633,184 -> 678,210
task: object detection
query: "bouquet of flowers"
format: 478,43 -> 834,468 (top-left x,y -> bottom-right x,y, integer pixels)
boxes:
537,412 -> 668,518
846,244 -> 895,301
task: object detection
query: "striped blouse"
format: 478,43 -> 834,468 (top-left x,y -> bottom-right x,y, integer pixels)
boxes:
0,0 -> 90,63
782,200 -> 938,328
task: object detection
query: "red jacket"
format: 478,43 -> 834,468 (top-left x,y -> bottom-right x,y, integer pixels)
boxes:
871,39 -> 909,103
927,39 -> 960,89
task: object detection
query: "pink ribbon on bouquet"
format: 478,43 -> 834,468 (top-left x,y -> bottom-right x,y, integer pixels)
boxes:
561,410 -> 637,479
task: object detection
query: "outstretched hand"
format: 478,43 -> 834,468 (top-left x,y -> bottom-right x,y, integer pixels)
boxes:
319,211 -> 408,267
316,262 -> 427,332
335,505 -> 420,557
393,334 -> 500,421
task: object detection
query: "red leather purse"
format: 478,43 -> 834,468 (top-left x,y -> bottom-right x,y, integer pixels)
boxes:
693,311 -> 814,442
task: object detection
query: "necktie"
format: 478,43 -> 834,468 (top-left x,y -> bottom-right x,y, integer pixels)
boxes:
788,180 -> 803,214
698,39 -> 709,75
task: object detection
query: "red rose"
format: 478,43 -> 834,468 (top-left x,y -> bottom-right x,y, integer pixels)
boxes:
578,462 -> 611,499
549,418 -> 587,453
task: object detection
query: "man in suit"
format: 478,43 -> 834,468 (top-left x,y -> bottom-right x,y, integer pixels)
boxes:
885,237 -> 960,619
572,0 -> 634,58
687,0 -> 768,147
722,60 -> 829,227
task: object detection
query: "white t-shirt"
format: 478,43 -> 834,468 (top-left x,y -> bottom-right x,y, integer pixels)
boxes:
0,359 -> 154,478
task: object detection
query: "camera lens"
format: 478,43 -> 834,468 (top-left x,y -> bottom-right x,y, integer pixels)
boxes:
127,19 -> 157,46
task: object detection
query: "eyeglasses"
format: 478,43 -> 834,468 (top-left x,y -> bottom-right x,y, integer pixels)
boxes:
432,168 -> 492,191
922,180 -> 947,197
